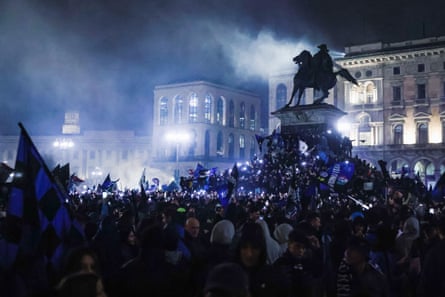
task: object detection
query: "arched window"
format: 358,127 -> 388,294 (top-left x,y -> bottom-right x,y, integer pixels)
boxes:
228,100 -> 235,128
174,95 -> 184,124
250,136 -> 256,160
418,123 -> 428,144
228,134 -> 234,159
204,130 -> 210,157
365,82 -> 377,103
249,105 -> 256,131
217,131 -> 224,157
276,84 -> 287,109
204,94 -> 212,123
414,159 -> 435,184
394,124 -> 403,144
160,97 -> 168,125
390,159 -> 409,177
216,97 -> 225,125
189,93 -> 198,123
239,135 -> 245,159
239,102 -> 246,129
350,85 -> 361,105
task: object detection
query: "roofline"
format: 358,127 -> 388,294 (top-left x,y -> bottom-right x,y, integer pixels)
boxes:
154,80 -> 260,98
340,36 -> 445,59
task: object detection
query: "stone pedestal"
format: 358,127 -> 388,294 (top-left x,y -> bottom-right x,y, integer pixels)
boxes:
271,103 -> 347,135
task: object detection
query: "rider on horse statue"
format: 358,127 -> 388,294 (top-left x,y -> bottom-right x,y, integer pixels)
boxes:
287,44 -> 357,106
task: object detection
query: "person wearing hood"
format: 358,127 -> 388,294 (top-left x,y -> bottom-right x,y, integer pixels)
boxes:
274,229 -> 316,297
274,223 -> 294,256
108,223 -> 192,297
234,222 -> 290,297
256,219 -> 281,264
207,219 -> 236,269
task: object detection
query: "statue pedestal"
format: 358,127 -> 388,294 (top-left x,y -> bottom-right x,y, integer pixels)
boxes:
271,103 -> 347,135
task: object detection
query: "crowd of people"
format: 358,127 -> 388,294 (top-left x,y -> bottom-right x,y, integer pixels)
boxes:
1,128 -> 445,297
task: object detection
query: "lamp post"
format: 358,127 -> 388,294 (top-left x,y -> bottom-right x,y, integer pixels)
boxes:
166,131 -> 190,182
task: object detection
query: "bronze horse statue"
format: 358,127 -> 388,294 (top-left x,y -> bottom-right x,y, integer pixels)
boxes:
286,49 -> 358,106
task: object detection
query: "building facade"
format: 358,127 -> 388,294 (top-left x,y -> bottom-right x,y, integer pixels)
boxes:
152,81 -> 262,178
269,37 -> 445,187
0,112 -> 152,188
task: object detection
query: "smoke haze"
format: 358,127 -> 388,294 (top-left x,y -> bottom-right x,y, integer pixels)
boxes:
0,0 -> 444,135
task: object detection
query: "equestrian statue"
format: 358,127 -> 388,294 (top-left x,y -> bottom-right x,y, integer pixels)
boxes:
286,44 -> 358,106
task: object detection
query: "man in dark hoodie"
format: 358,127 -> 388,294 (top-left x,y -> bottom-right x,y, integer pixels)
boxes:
234,222 -> 290,297
274,229 -> 316,297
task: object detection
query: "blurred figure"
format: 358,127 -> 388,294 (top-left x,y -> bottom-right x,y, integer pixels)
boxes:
275,229 -> 317,297
256,219 -> 281,264
203,263 -> 250,297
208,219 -> 236,268
273,223 -> 294,255
234,222 -> 289,297
57,272 -> 107,297
337,237 -> 389,297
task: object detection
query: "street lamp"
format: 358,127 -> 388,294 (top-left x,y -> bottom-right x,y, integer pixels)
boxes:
91,167 -> 103,189
165,131 -> 190,182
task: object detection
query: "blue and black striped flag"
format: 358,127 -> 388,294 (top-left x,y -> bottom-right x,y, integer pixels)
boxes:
0,123 -> 84,283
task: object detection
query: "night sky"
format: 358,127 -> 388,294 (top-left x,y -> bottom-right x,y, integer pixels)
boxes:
1,0 -> 444,135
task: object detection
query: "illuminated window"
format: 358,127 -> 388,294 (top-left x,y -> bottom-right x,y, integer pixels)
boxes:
249,105 -> 256,131
160,97 -> 168,125
189,93 -> 198,123
365,82 -> 376,103
418,123 -> 428,144
239,102 -> 246,129
349,85 -> 363,105
228,134 -> 234,158
174,95 -> 184,124
276,84 -> 287,109
239,135 -> 245,159
417,84 -> 426,99
216,97 -> 225,125
204,94 -> 212,123
394,124 -> 403,144
228,100 -> 235,128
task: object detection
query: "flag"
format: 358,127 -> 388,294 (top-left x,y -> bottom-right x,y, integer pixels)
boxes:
139,168 -> 147,190
0,162 -> 13,183
53,163 -> 70,194
225,163 -> 239,201
431,172 -> 445,202
255,134 -> 265,153
68,173 -> 84,193
0,123 -> 84,284
101,174 -> 119,192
